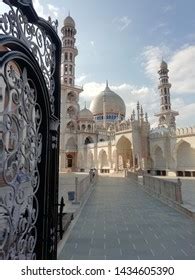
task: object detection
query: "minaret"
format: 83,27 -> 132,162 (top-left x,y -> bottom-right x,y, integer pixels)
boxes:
60,15 -> 82,172
155,60 -> 178,129
103,81 -> 108,128
61,15 -> 78,86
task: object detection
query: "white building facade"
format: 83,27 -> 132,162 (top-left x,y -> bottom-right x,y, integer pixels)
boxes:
60,16 -> 195,177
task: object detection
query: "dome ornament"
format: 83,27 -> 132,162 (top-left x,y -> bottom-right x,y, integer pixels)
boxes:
105,80 -> 110,91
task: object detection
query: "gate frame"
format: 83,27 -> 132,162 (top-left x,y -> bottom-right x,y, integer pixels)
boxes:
0,0 -> 61,259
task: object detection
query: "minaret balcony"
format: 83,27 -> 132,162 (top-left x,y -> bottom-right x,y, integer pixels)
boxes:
158,83 -> 171,89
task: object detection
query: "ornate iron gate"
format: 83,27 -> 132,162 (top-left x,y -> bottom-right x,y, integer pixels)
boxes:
0,0 -> 61,259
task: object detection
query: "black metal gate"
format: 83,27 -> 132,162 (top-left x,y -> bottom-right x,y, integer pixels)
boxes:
0,0 -> 61,259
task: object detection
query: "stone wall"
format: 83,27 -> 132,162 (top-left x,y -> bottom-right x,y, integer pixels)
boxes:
143,175 -> 182,203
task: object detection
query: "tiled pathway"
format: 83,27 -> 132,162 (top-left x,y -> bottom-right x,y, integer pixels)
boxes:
59,176 -> 195,260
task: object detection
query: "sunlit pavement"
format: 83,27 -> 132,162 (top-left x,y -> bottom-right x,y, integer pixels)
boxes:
59,176 -> 195,260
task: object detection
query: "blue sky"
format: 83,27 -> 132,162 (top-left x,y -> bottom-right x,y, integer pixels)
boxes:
1,0 -> 195,127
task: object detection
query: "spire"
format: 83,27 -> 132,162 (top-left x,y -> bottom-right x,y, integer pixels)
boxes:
155,60 -> 179,129
105,80 -> 109,90
137,101 -> 140,121
68,10 -> 70,16
140,105 -> 144,121
84,101 -> 86,109
145,112 -> 148,122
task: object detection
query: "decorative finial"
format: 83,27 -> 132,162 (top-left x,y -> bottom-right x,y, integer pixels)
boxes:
106,80 -> 108,88
145,112 -> 148,122
140,105 -> 143,115
140,106 -> 144,122
84,101 -> 86,109
68,11 -> 70,16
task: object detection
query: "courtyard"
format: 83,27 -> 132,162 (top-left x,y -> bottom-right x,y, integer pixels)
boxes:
58,175 -> 195,260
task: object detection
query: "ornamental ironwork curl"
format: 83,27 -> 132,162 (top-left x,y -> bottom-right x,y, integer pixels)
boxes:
0,0 -> 56,114
0,59 -> 42,259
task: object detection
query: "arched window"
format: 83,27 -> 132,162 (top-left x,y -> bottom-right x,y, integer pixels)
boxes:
87,124 -> 91,130
64,64 -> 68,74
67,91 -> 76,102
69,65 -> 73,75
67,121 -> 75,131
67,106 -> 75,118
69,78 -> 72,85
65,52 -> 68,61
81,124 -> 86,131
70,53 -> 73,61
67,154 -> 73,168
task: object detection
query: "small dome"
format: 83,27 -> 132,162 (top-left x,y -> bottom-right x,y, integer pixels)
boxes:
90,82 -> 126,116
64,16 -> 75,27
160,60 -> 167,69
79,107 -> 93,120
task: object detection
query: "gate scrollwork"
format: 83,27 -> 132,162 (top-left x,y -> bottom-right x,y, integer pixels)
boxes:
0,0 -> 57,114
0,0 -> 61,260
0,59 -> 42,260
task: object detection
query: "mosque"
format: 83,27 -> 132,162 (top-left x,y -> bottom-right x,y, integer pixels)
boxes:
59,15 -> 195,177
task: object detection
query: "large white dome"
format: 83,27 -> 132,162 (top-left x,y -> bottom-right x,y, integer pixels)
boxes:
89,83 -> 126,116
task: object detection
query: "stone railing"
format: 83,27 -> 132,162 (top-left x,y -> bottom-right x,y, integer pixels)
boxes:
143,175 -> 182,204
75,171 -> 98,203
125,170 -> 138,181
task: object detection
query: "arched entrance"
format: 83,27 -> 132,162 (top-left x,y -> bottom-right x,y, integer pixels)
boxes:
153,146 -> 166,175
116,136 -> 133,170
177,141 -> 195,171
98,149 -> 108,169
65,137 -> 77,171
154,146 -> 165,169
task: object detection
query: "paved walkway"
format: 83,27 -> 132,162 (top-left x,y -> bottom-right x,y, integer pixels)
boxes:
59,176 -> 195,260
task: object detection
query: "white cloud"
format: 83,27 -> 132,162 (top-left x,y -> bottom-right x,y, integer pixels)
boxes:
90,41 -> 95,46
119,16 -> 132,31
151,22 -> 167,32
169,46 -> 195,93
76,74 -> 88,84
113,16 -> 132,31
142,44 -> 195,95
177,103 -> 195,127
33,1 -> 59,19
163,4 -> 173,13
142,45 -> 170,81
33,0 -> 47,19
47,4 -> 59,17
